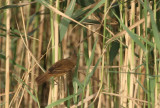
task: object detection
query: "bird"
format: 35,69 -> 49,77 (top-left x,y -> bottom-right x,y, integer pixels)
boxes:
35,52 -> 77,85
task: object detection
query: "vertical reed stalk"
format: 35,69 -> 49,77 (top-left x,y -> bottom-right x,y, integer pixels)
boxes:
119,0 -> 128,107
129,1 -> 135,108
52,0 -> 60,103
47,0 -> 55,106
5,0 -> 11,107
119,0 -> 124,107
98,0 -> 108,107
48,0 -> 60,106
153,1 -> 158,108
144,1 -> 150,108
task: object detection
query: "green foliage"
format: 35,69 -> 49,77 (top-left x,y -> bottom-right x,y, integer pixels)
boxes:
113,11 -> 147,52
59,0 -> 76,42
109,41 -> 120,64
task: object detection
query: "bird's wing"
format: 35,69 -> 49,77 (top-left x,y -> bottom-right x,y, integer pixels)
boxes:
48,59 -> 75,75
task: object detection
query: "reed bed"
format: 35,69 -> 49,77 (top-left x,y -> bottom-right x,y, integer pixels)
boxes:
0,0 -> 160,108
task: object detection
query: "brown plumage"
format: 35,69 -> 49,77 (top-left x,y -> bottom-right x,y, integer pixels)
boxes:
35,53 -> 77,85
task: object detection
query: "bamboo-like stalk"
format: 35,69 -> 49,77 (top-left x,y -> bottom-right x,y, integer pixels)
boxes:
5,0 -> 11,107
136,2 -> 143,108
97,0 -> 108,107
119,0 -> 128,107
48,0 -> 60,106
153,1 -> 158,108
46,0 -> 55,106
144,1 -> 151,108
128,1 -> 136,108
119,1 -> 123,107
52,0 -> 59,102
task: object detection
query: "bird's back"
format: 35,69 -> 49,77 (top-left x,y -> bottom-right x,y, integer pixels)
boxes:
47,57 -> 76,75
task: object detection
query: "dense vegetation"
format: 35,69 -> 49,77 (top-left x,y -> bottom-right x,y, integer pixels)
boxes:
0,0 -> 160,108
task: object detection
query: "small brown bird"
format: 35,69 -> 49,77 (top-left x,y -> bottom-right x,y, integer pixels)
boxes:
35,53 -> 77,85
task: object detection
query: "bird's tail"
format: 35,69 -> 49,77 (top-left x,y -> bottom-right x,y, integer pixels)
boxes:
35,72 -> 51,85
